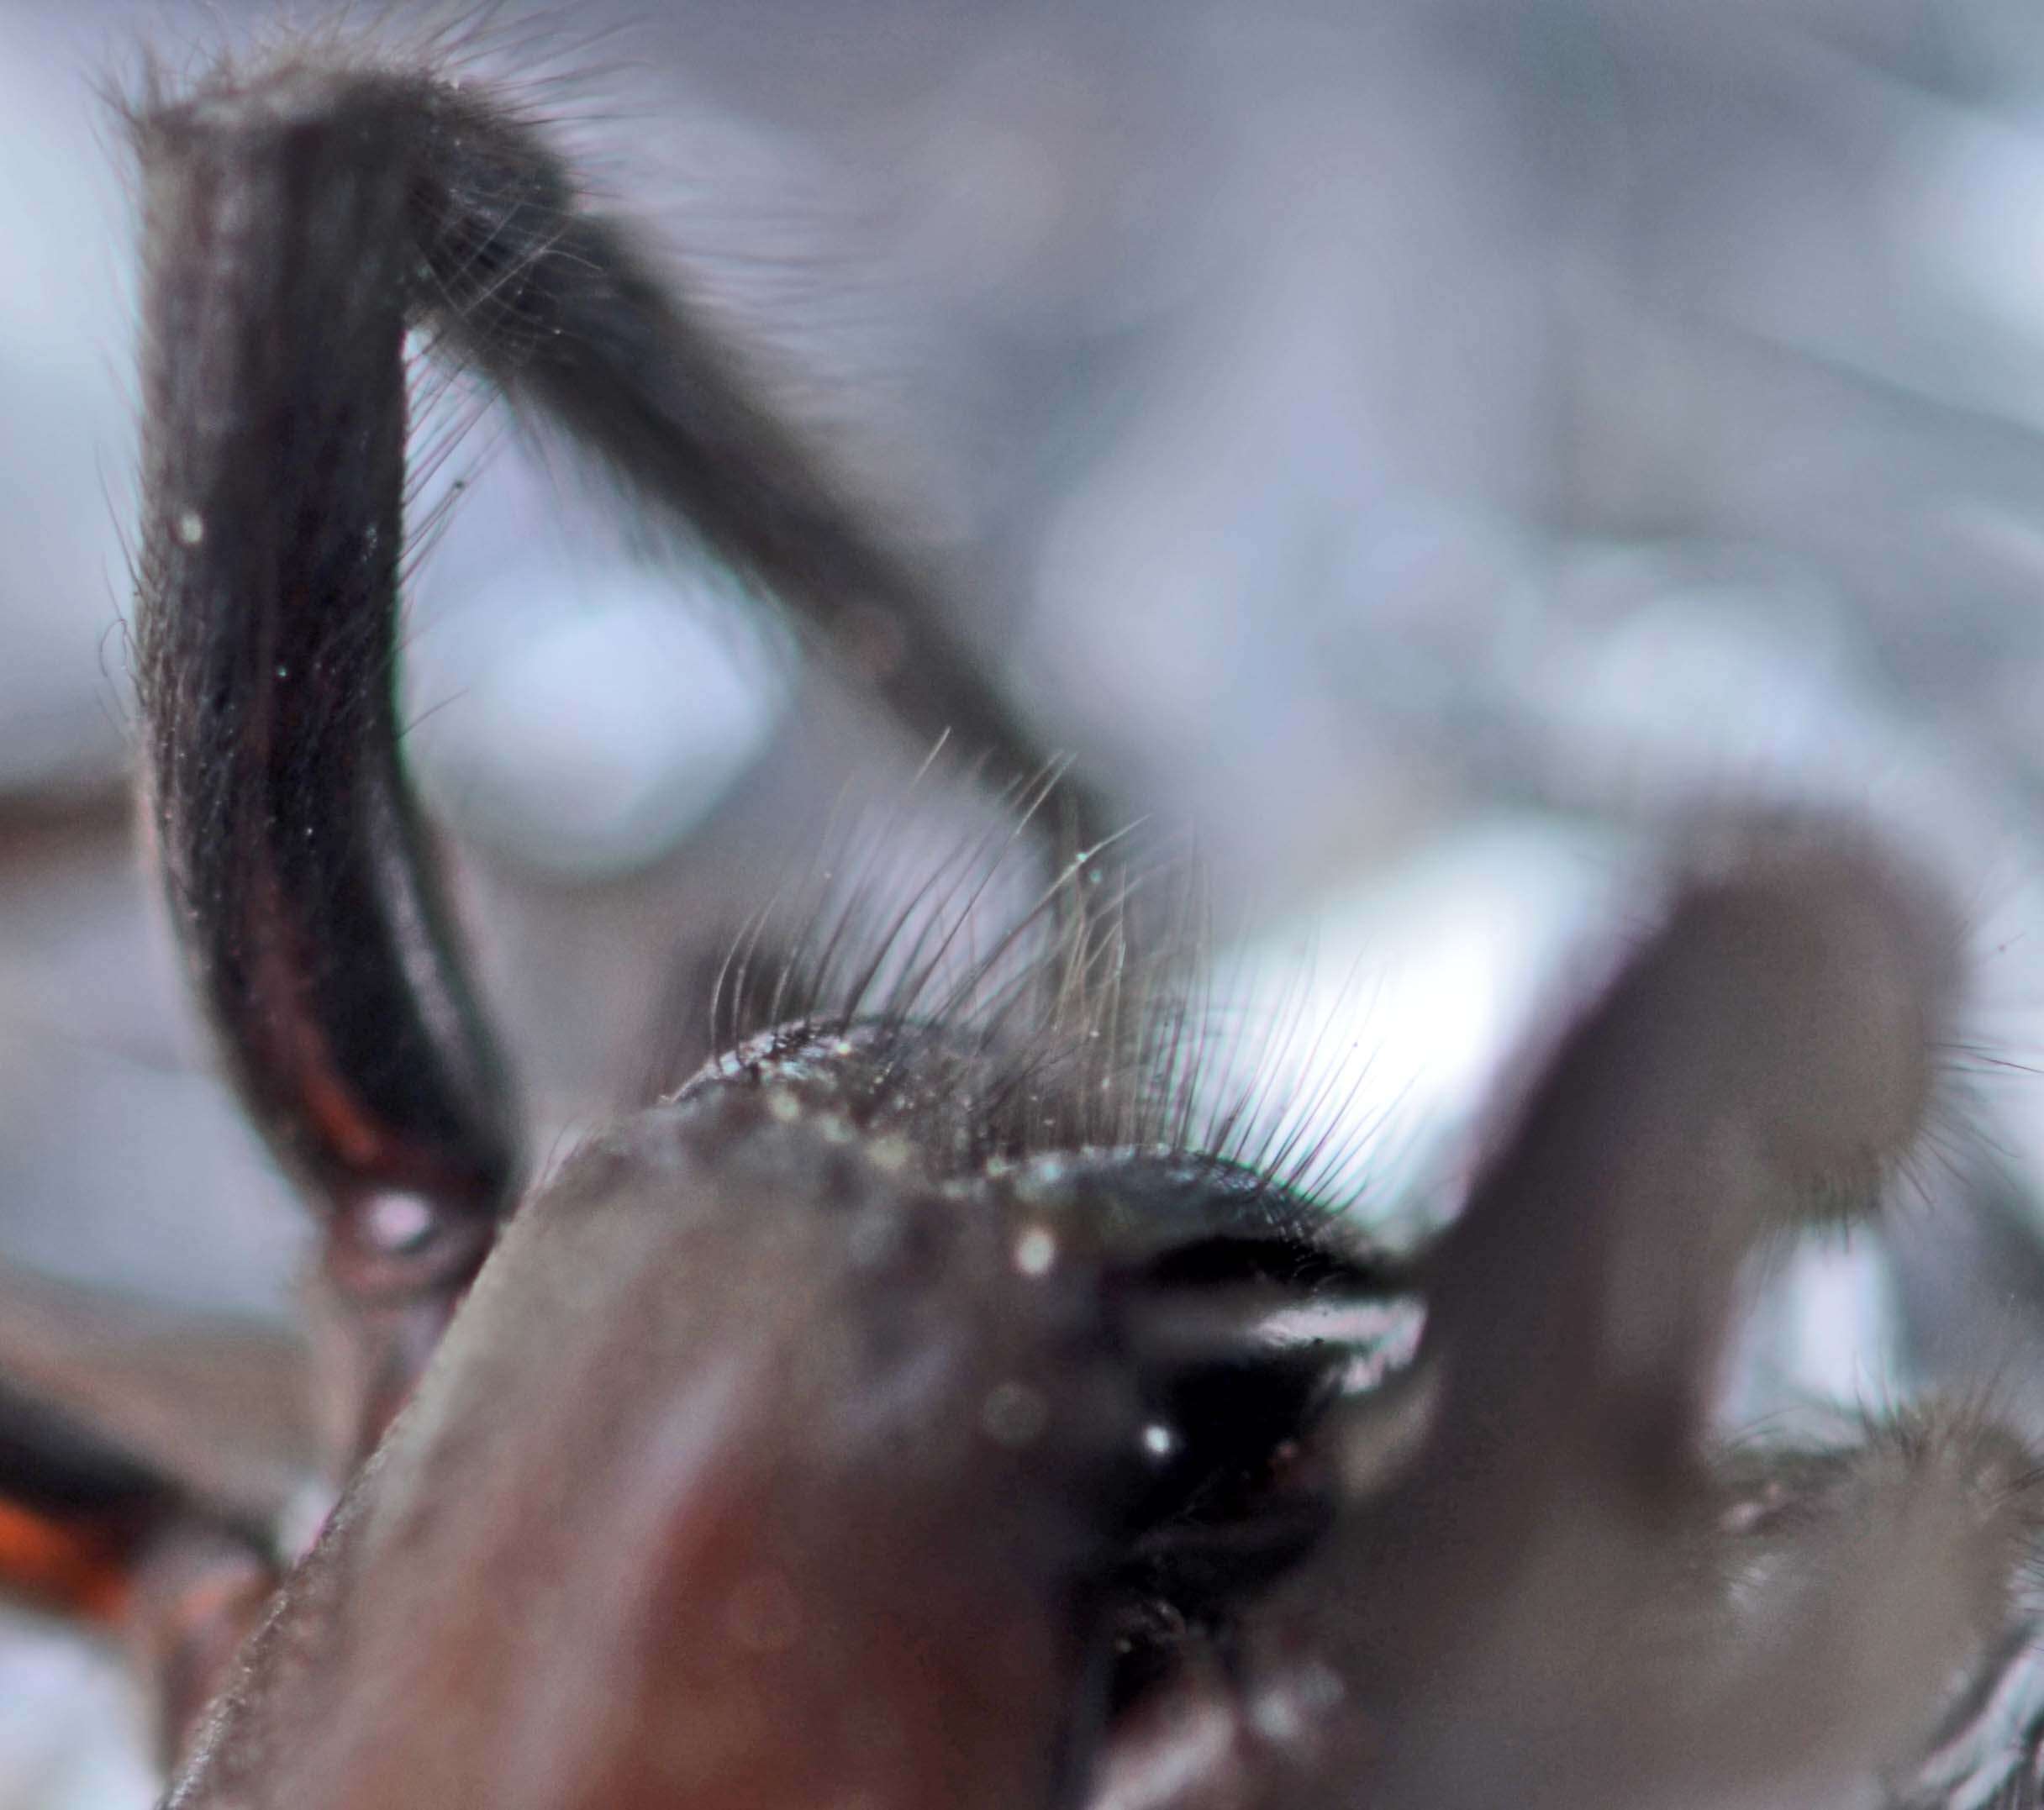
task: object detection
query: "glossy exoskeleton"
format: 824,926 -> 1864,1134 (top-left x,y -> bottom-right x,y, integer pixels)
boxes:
0,30 -> 2041,1810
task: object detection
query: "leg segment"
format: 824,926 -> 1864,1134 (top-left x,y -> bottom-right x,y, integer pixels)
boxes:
130,49 -> 1083,1462
1124,823 -> 2044,1809
135,72 -> 515,1460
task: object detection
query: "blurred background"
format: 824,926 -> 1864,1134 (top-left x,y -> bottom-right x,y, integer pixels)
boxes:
9,0 -> 2044,1799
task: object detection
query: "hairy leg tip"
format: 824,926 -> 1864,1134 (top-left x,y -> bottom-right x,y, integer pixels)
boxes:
1661,815 -> 1960,1217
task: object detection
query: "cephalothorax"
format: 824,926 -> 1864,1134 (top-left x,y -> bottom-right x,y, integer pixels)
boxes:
0,31 -> 2040,1810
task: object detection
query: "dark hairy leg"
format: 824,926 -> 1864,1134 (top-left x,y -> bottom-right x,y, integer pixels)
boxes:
129,50 -> 1087,1467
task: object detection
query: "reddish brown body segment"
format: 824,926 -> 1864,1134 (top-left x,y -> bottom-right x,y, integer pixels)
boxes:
170,1087 -> 1143,1808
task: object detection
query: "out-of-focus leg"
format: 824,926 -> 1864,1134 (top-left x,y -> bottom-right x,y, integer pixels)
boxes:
1137,823 -> 2044,1808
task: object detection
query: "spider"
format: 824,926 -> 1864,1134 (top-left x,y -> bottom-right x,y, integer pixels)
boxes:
1,24 -> 2041,1810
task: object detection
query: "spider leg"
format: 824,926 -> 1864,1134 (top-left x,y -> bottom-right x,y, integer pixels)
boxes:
0,1381 -> 181,1627
1700,1410 -> 2044,1805
0,1389 -> 274,1770
134,73 -> 518,1466
0,1260 -> 312,1527
399,74 -> 1072,811
0,1260 -> 311,1769
131,47 -> 1099,1467
1124,822 -> 2044,1808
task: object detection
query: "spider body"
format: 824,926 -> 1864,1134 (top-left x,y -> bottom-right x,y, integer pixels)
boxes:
0,29 -> 2041,1810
